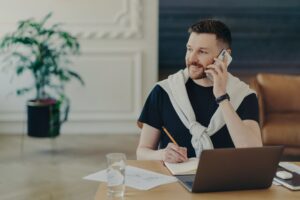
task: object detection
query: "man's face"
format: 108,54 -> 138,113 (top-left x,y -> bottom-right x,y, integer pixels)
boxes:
185,33 -> 221,80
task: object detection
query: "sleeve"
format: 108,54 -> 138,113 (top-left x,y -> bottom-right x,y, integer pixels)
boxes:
236,93 -> 259,123
138,85 -> 164,129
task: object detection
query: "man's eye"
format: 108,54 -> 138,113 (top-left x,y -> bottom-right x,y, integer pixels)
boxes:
187,48 -> 192,52
200,51 -> 208,54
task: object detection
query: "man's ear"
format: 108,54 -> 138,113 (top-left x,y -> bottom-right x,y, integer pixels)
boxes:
226,49 -> 232,55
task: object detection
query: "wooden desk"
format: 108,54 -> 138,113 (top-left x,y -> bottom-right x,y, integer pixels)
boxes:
95,160 -> 300,200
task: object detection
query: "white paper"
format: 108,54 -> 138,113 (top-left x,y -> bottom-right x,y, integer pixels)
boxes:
83,165 -> 177,190
272,179 -> 281,186
164,157 -> 199,175
279,162 -> 300,174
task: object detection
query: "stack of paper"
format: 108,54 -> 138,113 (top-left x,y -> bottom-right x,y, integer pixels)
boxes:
83,165 -> 177,190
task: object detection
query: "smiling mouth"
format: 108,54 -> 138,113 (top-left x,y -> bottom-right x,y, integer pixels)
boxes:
190,65 -> 204,71
188,65 -> 207,79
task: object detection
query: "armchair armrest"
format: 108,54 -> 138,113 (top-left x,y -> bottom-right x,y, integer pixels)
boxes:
249,77 -> 265,127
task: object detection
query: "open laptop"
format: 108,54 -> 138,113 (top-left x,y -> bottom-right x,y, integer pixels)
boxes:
176,146 -> 283,193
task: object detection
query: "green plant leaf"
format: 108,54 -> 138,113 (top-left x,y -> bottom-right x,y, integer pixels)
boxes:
39,12 -> 52,28
11,52 -> 31,62
16,87 -> 33,96
16,66 -> 25,75
67,69 -> 85,85
0,13 -> 84,105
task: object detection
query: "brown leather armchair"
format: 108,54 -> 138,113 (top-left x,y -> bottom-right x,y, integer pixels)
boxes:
251,73 -> 300,160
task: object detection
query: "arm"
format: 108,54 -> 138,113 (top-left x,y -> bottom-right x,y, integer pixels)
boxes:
219,100 -> 262,147
205,55 -> 262,148
136,123 -> 188,163
136,123 -> 163,160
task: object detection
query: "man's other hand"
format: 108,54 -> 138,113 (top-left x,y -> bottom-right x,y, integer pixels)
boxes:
161,143 -> 188,163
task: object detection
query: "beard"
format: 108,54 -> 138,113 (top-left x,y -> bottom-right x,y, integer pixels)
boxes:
187,61 -> 207,80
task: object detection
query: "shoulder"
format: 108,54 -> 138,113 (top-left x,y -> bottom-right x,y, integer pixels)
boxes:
241,93 -> 258,106
237,93 -> 259,122
152,84 -> 165,93
148,84 -> 167,99
143,84 -> 169,107
138,85 -> 168,129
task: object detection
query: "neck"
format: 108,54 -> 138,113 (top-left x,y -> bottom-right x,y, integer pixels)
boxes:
192,77 -> 213,87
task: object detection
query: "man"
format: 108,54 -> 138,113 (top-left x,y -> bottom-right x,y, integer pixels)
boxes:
136,19 -> 262,163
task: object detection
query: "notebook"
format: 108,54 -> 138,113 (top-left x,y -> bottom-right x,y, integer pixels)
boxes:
273,162 -> 300,190
164,158 -> 199,175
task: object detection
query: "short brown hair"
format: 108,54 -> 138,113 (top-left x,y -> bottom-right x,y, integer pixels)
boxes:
188,19 -> 232,48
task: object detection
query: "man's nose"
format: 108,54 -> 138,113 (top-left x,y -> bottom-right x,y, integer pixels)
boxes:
188,52 -> 198,63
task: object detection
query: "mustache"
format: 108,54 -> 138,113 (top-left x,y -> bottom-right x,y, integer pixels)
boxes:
188,61 -> 204,68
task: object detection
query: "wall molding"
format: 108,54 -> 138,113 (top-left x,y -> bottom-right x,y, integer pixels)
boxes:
0,48 -> 143,134
70,48 -> 143,121
74,0 -> 143,39
0,48 -> 143,123
0,0 -> 143,39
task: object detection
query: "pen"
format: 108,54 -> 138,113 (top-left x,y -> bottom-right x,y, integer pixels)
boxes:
162,126 -> 178,146
162,126 -> 188,161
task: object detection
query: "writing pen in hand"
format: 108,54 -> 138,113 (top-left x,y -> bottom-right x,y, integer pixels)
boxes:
162,126 -> 188,161
162,126 -> 178,146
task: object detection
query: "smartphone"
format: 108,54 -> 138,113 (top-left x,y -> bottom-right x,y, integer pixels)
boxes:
206,49 -> 232,81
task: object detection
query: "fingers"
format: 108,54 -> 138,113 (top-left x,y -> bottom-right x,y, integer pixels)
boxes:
205,58 -> 227,80
165,151 -> 183,163
210,58 -> 226,72
164,143 -> 188,163
170,145 -> 188,161
223,53 -> 228,66
214,57 -> 227,70
205,65 -> 218,81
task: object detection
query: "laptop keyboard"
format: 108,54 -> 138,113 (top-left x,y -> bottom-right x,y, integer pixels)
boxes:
175,175 -> 195,189
185,181 -> 194,188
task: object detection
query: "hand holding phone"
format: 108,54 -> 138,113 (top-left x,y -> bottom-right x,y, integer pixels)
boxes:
217,49 -> 232,66
206,49 -> 232,81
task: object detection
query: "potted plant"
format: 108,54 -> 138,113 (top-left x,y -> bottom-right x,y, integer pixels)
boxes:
0,13 -> 84,138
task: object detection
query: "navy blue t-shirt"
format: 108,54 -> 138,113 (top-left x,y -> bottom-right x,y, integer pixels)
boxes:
138,78 -> 259,158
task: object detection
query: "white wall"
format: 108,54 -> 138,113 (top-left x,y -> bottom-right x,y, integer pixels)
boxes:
0,0 -> 158,134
